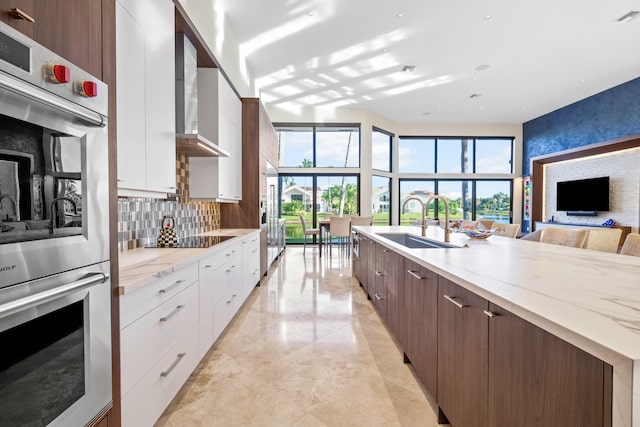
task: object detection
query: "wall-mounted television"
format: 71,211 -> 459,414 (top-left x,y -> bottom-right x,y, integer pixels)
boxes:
556,176 -> 609,215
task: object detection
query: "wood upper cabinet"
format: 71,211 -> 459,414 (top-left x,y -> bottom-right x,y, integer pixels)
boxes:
487,301 -> 610,427
1,0 -> 102,78
437,276 -> 489,427
403,259 -> 438,397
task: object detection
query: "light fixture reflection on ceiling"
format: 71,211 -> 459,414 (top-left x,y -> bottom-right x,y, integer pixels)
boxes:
402,65 -> 416,72
617,11 -> 640,22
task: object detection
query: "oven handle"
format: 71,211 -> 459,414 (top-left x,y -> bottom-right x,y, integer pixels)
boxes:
0,272 -> 108,319
0,72 -> 106,127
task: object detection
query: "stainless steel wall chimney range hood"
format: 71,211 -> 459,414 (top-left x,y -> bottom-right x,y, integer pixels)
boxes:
175,33 -> 229,157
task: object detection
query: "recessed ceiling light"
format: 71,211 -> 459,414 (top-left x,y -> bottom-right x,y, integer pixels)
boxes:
469,93 -> 482,99
475,64 -> 490,71
402,65 -> 416,72
396,13 -> 403,18
382,49 -> 388,53
306,10 -> 315,17
617,11 -> 640,22
484,15 -> 492,20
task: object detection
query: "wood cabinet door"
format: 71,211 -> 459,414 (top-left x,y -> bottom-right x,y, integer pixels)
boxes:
404,259 -> 438,397
383,248 -> 404,345
32,0 -> 102,78
0,1 -> 35,38
372,243 -> 387,319
365,238 -> 376,298
487,302 -> 610,427
437,277 -> 488,427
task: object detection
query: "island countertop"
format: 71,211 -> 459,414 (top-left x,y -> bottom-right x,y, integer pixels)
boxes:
355,225 -> 640,427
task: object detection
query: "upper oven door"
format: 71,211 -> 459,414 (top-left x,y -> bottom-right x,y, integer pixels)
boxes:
0,71 -> 108,288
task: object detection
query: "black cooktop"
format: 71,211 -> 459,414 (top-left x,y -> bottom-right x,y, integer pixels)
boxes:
147,235 -> 235,248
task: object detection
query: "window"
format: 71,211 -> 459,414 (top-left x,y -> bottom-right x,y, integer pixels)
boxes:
371,175 -> 391,225
276,127 -> 313,167
315,127 -> 360,167
437,180 -> 474,220
398,137 -> 435,173
276,124 -> 360,168
372,128 -> 392,172
437,138 -> 472,173
399,180 -> 435,225
474,138 -> 513,173
280,174 -> 360,243
475,181 -> 512,224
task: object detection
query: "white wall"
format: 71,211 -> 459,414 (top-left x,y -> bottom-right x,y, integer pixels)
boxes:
544,148 -> 640,229
176,0 -> 256,97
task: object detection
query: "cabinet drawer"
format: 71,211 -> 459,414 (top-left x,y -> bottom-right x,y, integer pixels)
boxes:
212,286 -> 242,343
199,241 -> 241,272
120,262 -> 198,328
120,282 -> 198,397
121,325 -> 199,427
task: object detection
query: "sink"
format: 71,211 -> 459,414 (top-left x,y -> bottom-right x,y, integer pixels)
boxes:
376,233 -> 462,249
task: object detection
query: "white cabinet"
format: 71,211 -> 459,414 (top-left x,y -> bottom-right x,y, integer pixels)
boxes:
198,240 -> 243,358
120,263 -> 199,427
241,231 -> 261,301
189,69 -> 242,202
116,0 -> 176,197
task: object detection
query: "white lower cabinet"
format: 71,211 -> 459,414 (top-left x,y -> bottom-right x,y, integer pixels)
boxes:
120,231 -> 262,426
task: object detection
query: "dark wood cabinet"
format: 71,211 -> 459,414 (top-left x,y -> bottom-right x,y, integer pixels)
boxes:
487,302 -> 611,427
365,238 -> 376,298
403,259 -> 438,397
0,1 -> 35,37
437,276 -> 489,427
1,0 -> 103,78
382,247 -> 404,344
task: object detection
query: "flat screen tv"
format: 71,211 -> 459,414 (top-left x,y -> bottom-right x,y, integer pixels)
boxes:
556,176 -> 609,214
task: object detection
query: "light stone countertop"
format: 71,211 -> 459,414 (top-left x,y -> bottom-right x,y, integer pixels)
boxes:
118,228 -> 259,295
355,225 -> 640,427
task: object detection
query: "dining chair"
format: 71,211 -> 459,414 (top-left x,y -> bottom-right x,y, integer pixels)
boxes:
328,215 -> 351,256
539,227 -> 588,248
490,222 -> 520,238
477,220 -> 495,230
299,214 -> 319,254
460,220 -> 479,228
520,229 -> 542,241
620,233 -> 640,257
349,215 -> 372,227
582,228 -> 622,253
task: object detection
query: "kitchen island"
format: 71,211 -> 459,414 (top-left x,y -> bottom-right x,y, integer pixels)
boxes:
353,226 -> 640,427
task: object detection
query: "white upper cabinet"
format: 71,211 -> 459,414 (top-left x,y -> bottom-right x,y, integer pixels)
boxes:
116,0 -> 176,197
189,69 -> 242,202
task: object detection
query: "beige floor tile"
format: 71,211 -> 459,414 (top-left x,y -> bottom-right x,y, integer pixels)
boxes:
156,247 -> 447,426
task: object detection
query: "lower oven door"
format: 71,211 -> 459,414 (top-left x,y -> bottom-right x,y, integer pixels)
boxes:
0,261 -> 111,427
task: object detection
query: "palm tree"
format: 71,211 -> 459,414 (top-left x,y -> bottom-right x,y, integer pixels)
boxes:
338,131 -> 353,215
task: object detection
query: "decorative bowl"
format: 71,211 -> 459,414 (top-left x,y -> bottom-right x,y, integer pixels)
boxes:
454,227 -> 497,239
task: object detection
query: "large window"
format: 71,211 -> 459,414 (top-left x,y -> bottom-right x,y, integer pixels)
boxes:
399,179 -> 512,223
277,125 -> 360,168
398,137 -> 513,174
280,174 -> 360,243
371,128 -> 392,172
371,175 -> 390,225
398,138 -> 435,173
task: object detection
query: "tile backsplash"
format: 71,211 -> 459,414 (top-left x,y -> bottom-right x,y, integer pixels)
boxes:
117,153 -> 220,251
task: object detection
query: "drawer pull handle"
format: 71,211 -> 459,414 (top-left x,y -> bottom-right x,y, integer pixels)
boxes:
226,294 -> 237,304
8,8 -> 35,22
374,294 -> 385,301
160,304 -> 185,322
383,249 -> 389,253
204,264 -> 212,268
159,279 -> 184,294
407,270 -> 426,280
160,353 -> 186,378
483,310 -> 498,318
226,265 -> 236,272
443,294 -> 467,309
374,271 -> 384,277
226,250 -> 236,257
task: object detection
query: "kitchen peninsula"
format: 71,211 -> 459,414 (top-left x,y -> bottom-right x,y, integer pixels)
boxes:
353,226 -> 640,427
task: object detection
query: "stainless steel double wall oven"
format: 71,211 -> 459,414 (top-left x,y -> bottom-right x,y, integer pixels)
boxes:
0,22 -> 111,426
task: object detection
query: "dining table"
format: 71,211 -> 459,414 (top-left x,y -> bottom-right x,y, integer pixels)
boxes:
318,219 -> 331,257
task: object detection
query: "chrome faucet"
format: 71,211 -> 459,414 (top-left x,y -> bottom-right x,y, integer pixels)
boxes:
425,195 -> 451,243
49,197 -> 78,234
402,197 -> 428,237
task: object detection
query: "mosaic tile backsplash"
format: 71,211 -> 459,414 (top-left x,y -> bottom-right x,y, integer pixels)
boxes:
117,153 -> 221,251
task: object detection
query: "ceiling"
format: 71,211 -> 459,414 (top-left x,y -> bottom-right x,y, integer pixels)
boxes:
217,0 -> 640,124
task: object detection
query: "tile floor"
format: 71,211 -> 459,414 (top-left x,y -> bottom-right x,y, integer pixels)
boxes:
156,246 -> 445,426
